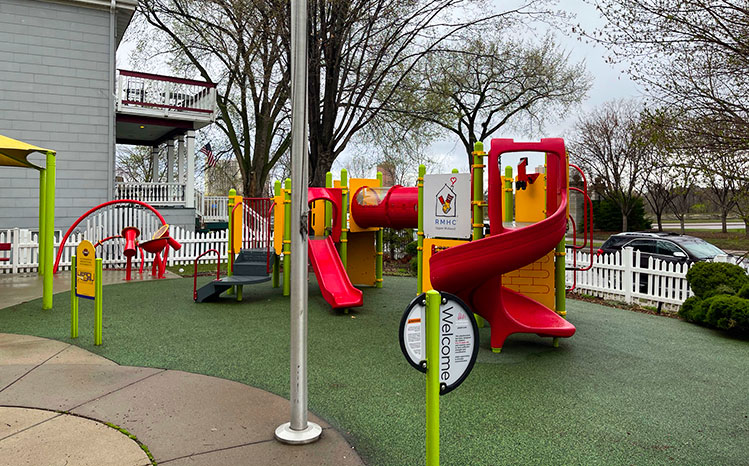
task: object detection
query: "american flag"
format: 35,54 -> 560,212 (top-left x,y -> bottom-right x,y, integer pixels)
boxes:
200,143 -> 216,167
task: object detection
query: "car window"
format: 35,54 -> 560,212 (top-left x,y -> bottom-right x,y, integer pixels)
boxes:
657,240 -> 684,256
625,239 -> 656,254
679,239 -> 725,260
602,236 -> 632,249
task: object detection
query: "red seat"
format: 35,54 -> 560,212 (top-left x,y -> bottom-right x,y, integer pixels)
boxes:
0,242 -> 9,262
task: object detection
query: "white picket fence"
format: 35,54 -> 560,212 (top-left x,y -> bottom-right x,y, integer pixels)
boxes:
0,203 -> 235,274
565,247 -> 749,311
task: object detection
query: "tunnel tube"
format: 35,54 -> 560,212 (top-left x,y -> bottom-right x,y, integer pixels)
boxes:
350,185 -> 418,229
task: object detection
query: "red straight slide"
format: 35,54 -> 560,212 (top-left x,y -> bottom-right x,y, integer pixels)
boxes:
429,138 -> 575,351
309,236 -> 363,309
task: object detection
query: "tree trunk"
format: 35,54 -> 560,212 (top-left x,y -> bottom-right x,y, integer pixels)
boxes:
656,212 -> 662,231
721,211 -> 728,233
622,212 -> 628,232
744,218 -> 749,237
680,218 -> 685,235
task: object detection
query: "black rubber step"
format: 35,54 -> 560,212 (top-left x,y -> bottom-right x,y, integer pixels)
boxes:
194,275 -> 272,303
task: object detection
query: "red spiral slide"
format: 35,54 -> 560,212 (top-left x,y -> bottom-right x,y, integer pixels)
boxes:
429,138 -> 576,351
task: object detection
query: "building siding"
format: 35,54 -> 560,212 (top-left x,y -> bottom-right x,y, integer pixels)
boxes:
0,0 -> 113,231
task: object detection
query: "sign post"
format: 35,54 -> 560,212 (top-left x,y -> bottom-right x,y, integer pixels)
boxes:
425,290 -> 440,466
73,240 -> 103,345
70,255 -> 78,338
400,291 -> 479,466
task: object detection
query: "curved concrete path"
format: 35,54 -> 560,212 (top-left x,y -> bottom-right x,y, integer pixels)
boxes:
0,334 -> 363,465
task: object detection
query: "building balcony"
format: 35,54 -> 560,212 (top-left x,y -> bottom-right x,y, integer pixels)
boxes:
115,69 -> 217,146
114,183 -> 229,223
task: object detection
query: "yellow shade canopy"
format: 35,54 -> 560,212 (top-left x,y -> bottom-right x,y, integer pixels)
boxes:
0,134 -> 55,170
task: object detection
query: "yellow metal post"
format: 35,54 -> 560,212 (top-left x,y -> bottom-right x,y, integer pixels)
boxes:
375,171 -> 384,288
283,178 -> 292,296
340,169 -> 349,269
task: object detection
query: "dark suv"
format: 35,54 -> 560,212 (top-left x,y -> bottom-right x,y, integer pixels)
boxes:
597,232 -> 729,294
598,231 -> 728,265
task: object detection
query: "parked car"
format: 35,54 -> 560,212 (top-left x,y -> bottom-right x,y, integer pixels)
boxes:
598,231 -> 728,264
597,231 -> 729,293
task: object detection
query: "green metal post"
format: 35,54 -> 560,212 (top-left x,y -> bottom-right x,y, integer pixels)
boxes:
504,166 -> 513,223
375,171 -> 384,288
227,188 -> 236,295
42,151 -> 55,310
283,178 -> 292,296
325,172 -> 333,236
38,170 -> 46,277
554,239 -> 566,348
425,290 -> 441,466
451,168 -> 458,174
417,165 -> 425,295
94,258 -> 103,346
237,285 -> 243,301
70,255 -> 78,339
472,142 -> 485,241
471,142 -> 486,328
272,180 -> 282,288
340,169 -> 349,269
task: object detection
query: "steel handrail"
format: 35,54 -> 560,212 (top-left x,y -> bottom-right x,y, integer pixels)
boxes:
193,248 -> 221,301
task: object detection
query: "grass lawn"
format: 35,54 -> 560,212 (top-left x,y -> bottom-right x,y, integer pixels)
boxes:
2,276 -> 748,465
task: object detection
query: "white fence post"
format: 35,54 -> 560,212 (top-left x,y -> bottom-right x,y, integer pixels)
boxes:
622,247 -> 633,304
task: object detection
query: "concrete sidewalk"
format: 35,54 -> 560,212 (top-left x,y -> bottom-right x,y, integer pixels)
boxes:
0,273 -> 363,465
0,334 -> 363,465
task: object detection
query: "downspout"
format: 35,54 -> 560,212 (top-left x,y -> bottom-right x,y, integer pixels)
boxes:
108,0 -> 116,201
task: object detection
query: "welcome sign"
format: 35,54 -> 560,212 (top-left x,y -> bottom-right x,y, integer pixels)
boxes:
399,292 -> 479,394
423,173 -> 471,239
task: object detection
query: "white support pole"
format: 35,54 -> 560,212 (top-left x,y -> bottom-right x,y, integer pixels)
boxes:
275,0 -> 321,445
177,135 -> 185,185
166,139 -> 175,183
151,145 -> 159,182
185,130 -> 195,208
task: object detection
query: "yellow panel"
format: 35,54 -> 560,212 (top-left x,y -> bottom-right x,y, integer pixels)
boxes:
310,199 -> 326,237
76,240 -> 96,299
504,251 -> 556,310
348,231 -> 376,286
273,194 -> 283,255
231,195 -> 243,252
421,238 -> 469,292
514,173 -> 546,223
348,178 -> 380,233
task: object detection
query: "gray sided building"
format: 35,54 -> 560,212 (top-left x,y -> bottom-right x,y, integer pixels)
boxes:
0,0 -> 137,231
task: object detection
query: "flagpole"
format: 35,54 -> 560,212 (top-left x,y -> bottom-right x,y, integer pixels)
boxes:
275,0 -> 321,445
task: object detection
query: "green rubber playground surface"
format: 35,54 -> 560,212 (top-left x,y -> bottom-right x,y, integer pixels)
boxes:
2,276 -> 748,465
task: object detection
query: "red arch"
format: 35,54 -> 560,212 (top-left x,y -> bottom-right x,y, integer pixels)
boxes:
308,187 -> 342,242
53,199 -> 166,274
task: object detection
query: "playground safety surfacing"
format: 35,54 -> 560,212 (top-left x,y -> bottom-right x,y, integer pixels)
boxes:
1,274 -> 748,465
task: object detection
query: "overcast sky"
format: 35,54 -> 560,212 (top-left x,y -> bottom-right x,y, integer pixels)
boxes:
118,1 -> 644,179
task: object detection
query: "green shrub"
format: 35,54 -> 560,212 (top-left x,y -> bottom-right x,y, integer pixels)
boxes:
678,296 -> 701,321
706,296 -> 749,332
409,257 -> 418,276
738,283 -> 749,299
685,262 -> 749,299
405,240 -> 418,257
704,284 -> 738,299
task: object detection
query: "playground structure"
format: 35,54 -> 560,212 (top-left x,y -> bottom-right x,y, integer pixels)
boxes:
53,200 -> 182,280
196,137 -> 592,351
0,134 -> 57,309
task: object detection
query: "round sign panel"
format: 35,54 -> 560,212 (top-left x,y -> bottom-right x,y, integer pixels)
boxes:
398,292 -> 479,395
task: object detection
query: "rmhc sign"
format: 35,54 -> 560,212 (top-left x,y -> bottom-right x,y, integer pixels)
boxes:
423,173 -> 471,240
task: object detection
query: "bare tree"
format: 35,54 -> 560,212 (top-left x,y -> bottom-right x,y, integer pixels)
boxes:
381,31 -> 590,167
136,0 -> 290,196
569,100 -> 652,232
583,0 -> 749,155
304,0 -> 564,186
116,145 -> 162,182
